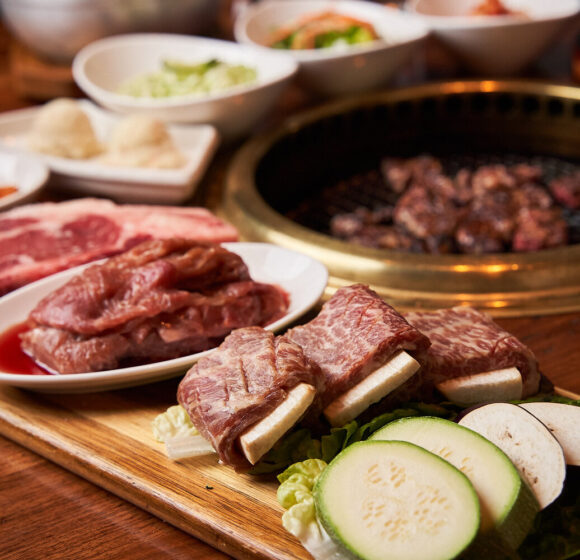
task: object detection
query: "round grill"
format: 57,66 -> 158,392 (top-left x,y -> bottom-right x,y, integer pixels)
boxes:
224,80 -> 580,317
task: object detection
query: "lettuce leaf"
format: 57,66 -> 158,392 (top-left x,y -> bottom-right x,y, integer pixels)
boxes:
517,467 -> 580,560
152,404 -> 199,442
152,405 -> 214,459
277,459 -> 344,560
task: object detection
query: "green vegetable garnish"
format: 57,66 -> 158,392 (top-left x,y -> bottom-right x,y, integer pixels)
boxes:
273,395 -> 580,559
152,404 -> 198,442
314,26 -> 375,49
118,59 -> 257,99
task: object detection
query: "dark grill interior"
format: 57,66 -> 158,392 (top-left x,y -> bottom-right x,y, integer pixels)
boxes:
253,90 -> 580,250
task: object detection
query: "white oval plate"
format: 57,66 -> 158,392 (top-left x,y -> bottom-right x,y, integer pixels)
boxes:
0,242 -> 328,393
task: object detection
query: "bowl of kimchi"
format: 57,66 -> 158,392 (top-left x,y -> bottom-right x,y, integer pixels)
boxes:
406,0 -> 580,75
234,0 -> 429,97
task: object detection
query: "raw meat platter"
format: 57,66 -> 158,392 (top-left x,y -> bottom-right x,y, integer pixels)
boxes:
0,242 -> 328,393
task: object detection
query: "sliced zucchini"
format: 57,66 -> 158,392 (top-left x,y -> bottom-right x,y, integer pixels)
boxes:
370,416 -> 538,551
314,440 -> 480,560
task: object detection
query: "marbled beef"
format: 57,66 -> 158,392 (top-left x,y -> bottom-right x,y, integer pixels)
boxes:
177,327 -> 322,470
404,306 -> 541,398
20,239 -> 288,373
285,284 -> 431,410
0,198 -> 238,296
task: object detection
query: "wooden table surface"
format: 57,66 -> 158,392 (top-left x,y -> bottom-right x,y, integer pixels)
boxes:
0,18 -> 579,560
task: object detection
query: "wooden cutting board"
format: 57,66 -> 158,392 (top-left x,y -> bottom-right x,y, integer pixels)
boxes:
0,367 -> 577,560
0,377 -> 307,560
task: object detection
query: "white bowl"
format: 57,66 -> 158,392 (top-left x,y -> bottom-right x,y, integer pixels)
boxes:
0,148 -> 49,211
407,0 -> 580,75
234,0 -> 429,97
72,33 -> 299,140
0,0 -> 220,63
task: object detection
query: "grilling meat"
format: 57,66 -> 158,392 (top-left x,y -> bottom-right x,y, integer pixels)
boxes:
549,171 -> 580,209
329,156 -> 576,254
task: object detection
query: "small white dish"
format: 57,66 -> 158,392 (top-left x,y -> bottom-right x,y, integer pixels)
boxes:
0,242 -> 328,393
72,33 -> 299,140
0,100 -> 219,204
0,148 -> 49,211
406,0 -> 580,75
234,0 -> 429,97
0,0 -> 220,63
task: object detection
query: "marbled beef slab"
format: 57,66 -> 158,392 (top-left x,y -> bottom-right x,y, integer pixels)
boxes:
0,198 -> 238,296
405,306 -> 541,398
177,327 -> 322,470
286,284 -> 431,410
20,239 -> 288,374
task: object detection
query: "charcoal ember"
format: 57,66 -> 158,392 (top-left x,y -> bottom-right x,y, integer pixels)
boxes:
549,171 -> 580,209
512,207 -> 569,251
393,184 -> 459,240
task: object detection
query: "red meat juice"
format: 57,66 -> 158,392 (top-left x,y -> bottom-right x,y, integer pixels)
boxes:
0,322 -> 50,375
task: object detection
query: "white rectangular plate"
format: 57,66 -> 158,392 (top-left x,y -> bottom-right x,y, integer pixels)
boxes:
0,100 -> 220,204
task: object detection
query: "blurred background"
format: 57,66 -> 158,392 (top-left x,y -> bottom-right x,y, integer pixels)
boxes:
0,0 -> 577,106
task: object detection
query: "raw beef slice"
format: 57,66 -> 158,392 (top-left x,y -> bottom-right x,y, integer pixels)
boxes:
286,284 -> 431,410
20,239 -> 288,374
405,306 -> 542,398
0,198 -> 238,295
178,327 -> 322,470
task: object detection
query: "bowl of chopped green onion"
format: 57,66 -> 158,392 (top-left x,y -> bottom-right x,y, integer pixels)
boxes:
72,33 -> 299,140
